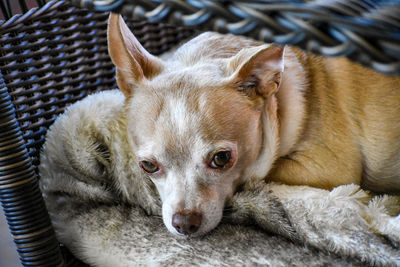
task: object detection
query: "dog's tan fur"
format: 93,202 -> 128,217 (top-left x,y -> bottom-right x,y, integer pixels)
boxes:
107,14 -> 400,236
270,53 -> 400,193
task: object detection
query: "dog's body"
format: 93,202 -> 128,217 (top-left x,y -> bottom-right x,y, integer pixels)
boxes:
269,50 -> 400,193
37,90 -> 400,265
55,14 -> 399,237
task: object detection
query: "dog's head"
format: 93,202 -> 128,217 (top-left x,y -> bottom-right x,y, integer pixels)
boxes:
108,14 -> 284,236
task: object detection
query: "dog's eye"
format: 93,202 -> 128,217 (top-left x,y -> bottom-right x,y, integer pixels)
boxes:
210,151 -> 231,169
139,161 -> 159,173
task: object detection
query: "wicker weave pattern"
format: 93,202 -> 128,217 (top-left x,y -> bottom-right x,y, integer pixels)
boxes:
0,73 -> 63,266
0,1 -> 193,169
0,1 -> 193,265
74,0 -> 400,75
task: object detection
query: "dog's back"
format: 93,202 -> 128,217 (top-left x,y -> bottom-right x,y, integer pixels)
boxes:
313,57 -> 400,193
269,50 -> 400,193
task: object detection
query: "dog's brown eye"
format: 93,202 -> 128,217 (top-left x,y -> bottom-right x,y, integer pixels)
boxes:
140,161 -> 159,173
210,151 -> 231,169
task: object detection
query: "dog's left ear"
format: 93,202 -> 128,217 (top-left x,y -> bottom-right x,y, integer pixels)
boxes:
108,13 -> 163,97
230,45 -> 284,99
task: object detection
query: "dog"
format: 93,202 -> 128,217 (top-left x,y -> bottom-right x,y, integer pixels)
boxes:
106,13 -> 400,237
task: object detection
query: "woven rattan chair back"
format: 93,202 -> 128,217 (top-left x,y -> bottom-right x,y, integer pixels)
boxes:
0,1 -> 193,266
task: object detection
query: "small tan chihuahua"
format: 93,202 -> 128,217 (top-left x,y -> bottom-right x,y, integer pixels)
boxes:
108,14 -> 400,236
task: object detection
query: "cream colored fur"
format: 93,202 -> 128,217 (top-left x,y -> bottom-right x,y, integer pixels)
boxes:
106,14 -> 311,236
39,90 -> 400,266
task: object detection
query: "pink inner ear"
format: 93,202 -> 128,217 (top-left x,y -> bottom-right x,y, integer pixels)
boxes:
108,13 -> 163,83
253,46 -> 285,73
235,45 -> 284,97
117,16 -> 160,76
118,17 -> 164,80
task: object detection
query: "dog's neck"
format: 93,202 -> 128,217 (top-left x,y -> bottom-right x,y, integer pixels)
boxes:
241,47 -> 309,186
276,48 -> 308,157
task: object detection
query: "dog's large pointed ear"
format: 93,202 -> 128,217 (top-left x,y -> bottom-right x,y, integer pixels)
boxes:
108,13 -> 163,97
230,45 -> 284,99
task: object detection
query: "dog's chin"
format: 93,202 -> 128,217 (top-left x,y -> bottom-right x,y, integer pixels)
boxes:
167,224 -> 220,238
163,214 -> 223,238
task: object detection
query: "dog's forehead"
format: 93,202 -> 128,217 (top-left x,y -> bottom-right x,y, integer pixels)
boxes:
130,67 -> 224,133
150,91 -> 209,163
128,67 -> 259,162
156,62 -> 227,88
130,99 -> 204,163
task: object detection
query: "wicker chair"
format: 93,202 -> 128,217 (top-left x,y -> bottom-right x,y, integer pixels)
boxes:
0,1 -> 192,266
0,0 -> 399,266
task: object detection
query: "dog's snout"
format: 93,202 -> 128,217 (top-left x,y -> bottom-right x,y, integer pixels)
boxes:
172,211 -> 202,235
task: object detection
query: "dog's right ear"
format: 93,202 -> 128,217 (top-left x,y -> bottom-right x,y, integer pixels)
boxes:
108,13 -> 163,97
229,44 -> 284,100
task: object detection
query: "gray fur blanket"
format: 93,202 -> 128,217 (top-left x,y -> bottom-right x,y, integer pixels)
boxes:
39,90 -> 400,267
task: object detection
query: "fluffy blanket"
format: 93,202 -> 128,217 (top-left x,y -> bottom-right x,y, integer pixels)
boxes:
39,90 -> 400,267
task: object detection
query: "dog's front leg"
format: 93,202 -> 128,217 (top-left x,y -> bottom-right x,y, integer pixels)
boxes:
223,184 -> 299,242
267,147 -> 362,190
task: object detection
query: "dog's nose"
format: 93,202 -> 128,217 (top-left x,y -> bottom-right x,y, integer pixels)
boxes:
172,211 -> 202,235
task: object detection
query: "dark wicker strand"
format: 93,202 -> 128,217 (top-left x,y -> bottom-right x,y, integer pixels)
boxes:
0,0 -> 48,20
0,73 -> 63,267
72,0 -> 400,75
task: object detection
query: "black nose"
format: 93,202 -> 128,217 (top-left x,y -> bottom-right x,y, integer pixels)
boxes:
172,211 -> 202,235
